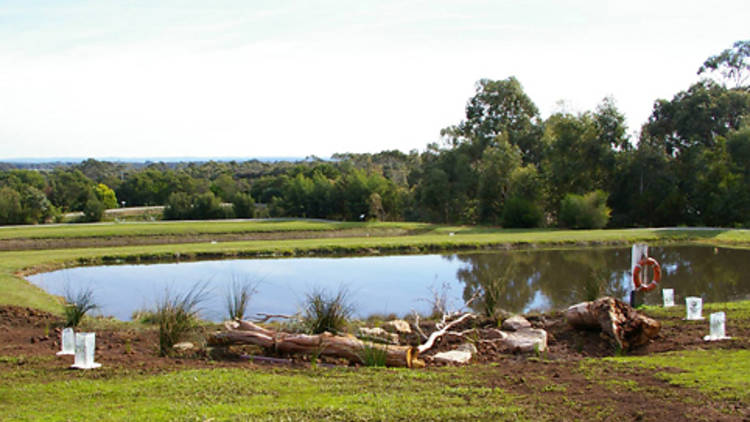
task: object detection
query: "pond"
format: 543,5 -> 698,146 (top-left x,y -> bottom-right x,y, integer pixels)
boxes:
27,245 -> 750,322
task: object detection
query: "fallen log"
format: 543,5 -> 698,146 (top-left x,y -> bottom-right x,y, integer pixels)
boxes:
208,320 -> 424,368
565,296 -> 660,350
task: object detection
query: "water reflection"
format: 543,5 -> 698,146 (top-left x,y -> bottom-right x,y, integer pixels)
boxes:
26,246 -> 750,321
454,246 -> 750,314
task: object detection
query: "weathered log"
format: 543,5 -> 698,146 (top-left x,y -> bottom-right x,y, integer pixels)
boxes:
565,297 -> 660,350
209,320 -> 424,368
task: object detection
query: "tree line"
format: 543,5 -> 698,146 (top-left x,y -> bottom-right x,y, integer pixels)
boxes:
1,41 -> 749,228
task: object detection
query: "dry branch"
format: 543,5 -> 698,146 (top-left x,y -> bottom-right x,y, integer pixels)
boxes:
417,313 -> 475,354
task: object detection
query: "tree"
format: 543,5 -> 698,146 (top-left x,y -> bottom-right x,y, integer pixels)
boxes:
476,137 -> 523,224
231,192 -> 256,219
698,40 -> 750,88
0,187 -> 23,225
442,77 -> 543,164
95,183 -> 118,209
82,199 -> 105,222
641,80 -> 750,156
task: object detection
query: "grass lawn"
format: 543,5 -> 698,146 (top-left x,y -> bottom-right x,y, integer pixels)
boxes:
1,220 -> 749,421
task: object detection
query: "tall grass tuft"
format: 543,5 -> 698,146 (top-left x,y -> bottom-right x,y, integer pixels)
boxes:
358,343 -> 388,367
63,286 -> 98,327
225,277 -> 258,321
303,286 -> 353,335
155,283 -> 210,357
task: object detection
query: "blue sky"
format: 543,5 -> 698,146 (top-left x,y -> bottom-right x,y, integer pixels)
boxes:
1,1 -> 748,159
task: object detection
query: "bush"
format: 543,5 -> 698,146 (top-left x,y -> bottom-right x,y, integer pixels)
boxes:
502,196 -> 543,228
558,190 -> 611,229
155,283 -> 209,356
192,192 -> 225,219
163,192 -> 192,220
225,278 -> 258,320
358,344 -> 388,367
82,199 -> 106,222
303,287 -> 353,335
63,287 -> 98,327
231,192 -> 256,219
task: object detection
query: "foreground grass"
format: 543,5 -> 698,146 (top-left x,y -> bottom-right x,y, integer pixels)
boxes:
610,349 -> 750,403
2,222 -> 750,314
0,367 -> 522,421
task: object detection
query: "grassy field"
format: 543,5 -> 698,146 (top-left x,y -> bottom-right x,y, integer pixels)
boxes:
2,221 -> 750,314
1,220 -> 749,420
0,220 -> 429,240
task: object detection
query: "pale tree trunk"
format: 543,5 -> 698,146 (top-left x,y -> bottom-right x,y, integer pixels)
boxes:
566,297 -> 660,350
208,320 -> 424,368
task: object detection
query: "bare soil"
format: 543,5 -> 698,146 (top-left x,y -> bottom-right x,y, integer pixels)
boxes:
1,305 -> 748,421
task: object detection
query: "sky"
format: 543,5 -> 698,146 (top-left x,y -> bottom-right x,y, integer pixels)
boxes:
1,0 -> 748,160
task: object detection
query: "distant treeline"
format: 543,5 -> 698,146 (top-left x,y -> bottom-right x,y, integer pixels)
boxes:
2,41 -> 749,228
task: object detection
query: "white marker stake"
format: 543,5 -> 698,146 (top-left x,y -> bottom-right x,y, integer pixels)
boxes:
56,328 -> 75,356
71,332 -> 101,369
662,289 -> 675,307
704,312 -> 731,341
685,297 -> 704,320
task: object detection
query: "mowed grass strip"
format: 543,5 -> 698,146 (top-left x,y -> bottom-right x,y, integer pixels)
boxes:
0,367 -> 523,421
0,220 -> 430,240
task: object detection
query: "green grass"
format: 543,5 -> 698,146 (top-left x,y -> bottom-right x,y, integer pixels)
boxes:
642,300 -> 750,322
0,367 -> 523,421
0,220 -> 428,240
609,349 -> 750,402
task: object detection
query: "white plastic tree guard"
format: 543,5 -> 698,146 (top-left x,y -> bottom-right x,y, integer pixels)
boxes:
70,332 -> 101,369
662,289 -> 675,307
704,312 -> 731,341
685,297 -> 704,320
56,328 -> 75,356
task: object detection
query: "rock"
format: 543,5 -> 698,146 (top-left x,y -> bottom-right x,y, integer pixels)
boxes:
172,342 -> 195,351
383,319 -> 412,334
501,328 -> 548,353
432,342 -> 477,364
455,342 -> 478,354
357,327 -> 399,344
502,315 -> 531,331
433,349 -> 473,364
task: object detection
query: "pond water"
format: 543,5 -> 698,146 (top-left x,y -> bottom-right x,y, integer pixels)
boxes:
27,245 -> 750,321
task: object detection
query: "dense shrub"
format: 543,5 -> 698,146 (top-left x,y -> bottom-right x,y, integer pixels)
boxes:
192,192 -> 225,219
502,196 -> 543,228
163,192 -> 192,220
0,187 -> 24,225
231,192 -> 256,219
558,190 -> 611,229
82,199 -> 106,222
164,191 -> 227,220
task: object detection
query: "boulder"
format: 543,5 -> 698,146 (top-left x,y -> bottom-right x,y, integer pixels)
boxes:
502,315 -> 531,331
432,343 -> 477,364
173,342 -> 195,351
501,328 -> 547,353
383,319 -> 412,334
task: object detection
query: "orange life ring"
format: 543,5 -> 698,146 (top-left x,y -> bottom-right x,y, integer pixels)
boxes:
633,257 -> 661,292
